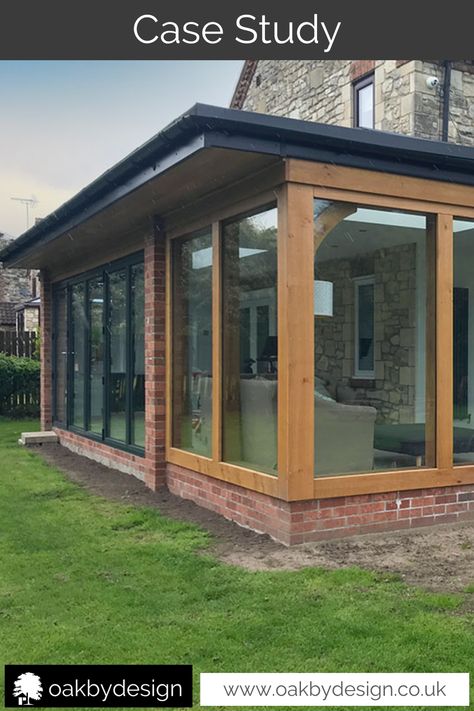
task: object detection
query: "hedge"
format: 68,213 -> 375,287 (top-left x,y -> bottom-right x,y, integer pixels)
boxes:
0,353 -> 41,418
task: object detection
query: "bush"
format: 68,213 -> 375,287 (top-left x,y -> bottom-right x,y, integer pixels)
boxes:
0,353 -> 40,418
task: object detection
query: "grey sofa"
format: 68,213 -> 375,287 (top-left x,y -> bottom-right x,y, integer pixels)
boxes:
196,376 -> 376,475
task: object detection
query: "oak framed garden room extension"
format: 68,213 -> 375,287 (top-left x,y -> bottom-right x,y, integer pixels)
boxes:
4,104 -> 474,545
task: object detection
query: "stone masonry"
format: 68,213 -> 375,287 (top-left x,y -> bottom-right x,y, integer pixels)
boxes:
235,60 -> 474,145
0,232 -> 32,305
315,243 -> 417,423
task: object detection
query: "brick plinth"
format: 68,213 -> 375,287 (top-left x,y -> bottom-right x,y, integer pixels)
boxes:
39,270 -> 53,431
55,428 -> 146,480
167,463 -> 474,545
144,226 -> 166,491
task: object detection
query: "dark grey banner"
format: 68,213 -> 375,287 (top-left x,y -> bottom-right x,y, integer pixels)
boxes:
0,0 -> 473,59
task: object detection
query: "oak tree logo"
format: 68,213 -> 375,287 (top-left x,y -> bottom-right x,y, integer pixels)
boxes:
13,673 -> 43,706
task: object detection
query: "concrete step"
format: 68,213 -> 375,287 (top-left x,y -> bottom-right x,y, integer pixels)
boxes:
19,431 -> 59,446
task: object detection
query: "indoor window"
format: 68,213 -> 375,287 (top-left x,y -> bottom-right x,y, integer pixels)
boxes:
354,275 -> 375,378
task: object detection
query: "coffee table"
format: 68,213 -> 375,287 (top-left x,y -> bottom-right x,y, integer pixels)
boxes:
374,423 -> 474,467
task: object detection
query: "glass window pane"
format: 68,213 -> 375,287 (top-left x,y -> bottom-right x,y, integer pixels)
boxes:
357,82 -> 374,128
314,200 -> 431,476
88,277 -> 104,435
71,283 -> 86,429
54,288 -> 67,425
453,218 -> 474,464
222,207 -> 278,474
108,269 -> 127,442
131,264 -> 145,448
172,228 -> 213,456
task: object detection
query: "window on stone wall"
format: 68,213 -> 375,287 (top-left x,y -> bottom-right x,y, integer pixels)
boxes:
314,200 -> 433,477
353,74 -> 374,128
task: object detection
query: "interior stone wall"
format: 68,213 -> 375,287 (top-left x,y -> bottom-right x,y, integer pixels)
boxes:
315,243 -> 417,424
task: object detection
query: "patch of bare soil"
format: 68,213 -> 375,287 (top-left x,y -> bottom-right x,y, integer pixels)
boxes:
36,444 -> 474,593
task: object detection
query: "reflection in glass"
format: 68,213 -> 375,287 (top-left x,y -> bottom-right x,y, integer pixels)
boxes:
172,229 -> 213,456
108,269 -> 127,442
71,283 -> 86,429
222,206 -> 278,474
88,278 -> 104,434
453,219 -> 474,464
54,288 -> 67,425
314,201 -> 431,477
131,264 -> 145,447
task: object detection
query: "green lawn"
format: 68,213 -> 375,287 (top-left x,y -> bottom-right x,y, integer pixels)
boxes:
1,418 -> 473,710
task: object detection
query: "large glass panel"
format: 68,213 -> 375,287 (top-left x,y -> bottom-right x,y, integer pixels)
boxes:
54,288 -> 67,425
172,228 -> 213,456
131,264 -> 145,448
314,200 -> 431,476
71,283 -> 86,429
222,206 -> 278,474
108,269 -> 127,442
88,277 -> 104,434
453,218 -> 474,464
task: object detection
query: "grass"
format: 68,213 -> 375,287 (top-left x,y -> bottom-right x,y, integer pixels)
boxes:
0,418 -> 473,710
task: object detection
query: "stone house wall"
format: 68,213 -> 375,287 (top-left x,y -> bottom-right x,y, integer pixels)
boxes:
23,306 -> 40,332
315,243 -> 417,424
240,60 -> 474,145
0,233 -> 32,306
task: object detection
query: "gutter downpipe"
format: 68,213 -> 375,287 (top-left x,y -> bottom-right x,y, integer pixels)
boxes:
442,60 -> 452,142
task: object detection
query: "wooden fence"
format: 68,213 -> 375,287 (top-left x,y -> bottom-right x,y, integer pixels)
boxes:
0,330 -> 37,358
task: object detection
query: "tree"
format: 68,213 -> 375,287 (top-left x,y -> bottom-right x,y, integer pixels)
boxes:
13,673 -> 43,705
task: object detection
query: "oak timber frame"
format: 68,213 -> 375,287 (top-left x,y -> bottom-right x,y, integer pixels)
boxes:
166,157 -> 474,502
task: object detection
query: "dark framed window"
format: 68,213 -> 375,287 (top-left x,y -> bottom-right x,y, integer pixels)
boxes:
353,74 -> 374,129
354,275 -> 375,377
52,251 -> 145,455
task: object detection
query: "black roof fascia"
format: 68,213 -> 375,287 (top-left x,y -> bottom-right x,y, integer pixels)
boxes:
3,102 -> 474,265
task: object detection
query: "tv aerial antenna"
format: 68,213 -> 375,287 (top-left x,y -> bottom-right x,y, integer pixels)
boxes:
10,195 -> 38,230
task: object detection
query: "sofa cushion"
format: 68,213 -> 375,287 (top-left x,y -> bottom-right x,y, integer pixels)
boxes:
315,376 -> 333,402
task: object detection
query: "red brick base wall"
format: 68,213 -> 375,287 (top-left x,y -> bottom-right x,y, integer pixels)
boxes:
49,432 -> 474,545
167,463 -> 474,545
55,428 -> 146,481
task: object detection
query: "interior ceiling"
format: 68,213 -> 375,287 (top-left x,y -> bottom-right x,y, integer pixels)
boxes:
16,148 -> 280,278
316,222 -> 426,263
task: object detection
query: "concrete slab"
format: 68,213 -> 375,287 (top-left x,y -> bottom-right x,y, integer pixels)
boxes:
19,431 -> 59,446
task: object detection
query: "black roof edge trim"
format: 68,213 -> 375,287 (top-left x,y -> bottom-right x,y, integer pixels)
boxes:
3,102 -> 474,265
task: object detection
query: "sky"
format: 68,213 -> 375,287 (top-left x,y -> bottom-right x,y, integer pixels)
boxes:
0,61 -> 243,236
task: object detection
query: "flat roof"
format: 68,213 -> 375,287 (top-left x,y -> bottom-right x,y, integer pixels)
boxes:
3,102 -> 474,266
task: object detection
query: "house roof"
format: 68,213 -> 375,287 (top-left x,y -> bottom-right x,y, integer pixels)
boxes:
15,297 -> 41,312
230,60 -> 258,109
3,102 -> 474,268
0,302 -> 17,325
